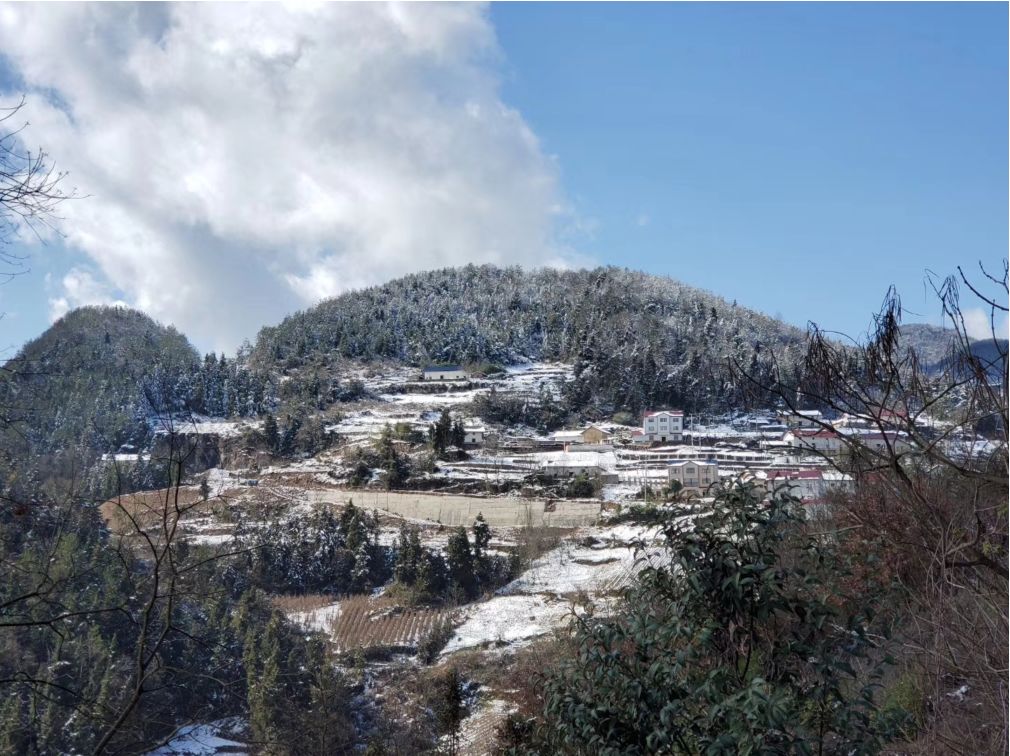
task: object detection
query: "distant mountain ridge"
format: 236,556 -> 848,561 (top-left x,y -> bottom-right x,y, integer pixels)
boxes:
899,322 -> 1008,376
3,266 -> 995,461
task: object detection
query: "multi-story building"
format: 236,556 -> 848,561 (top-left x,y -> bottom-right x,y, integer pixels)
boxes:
667,459 -> 719,491
642,410 -> 685,443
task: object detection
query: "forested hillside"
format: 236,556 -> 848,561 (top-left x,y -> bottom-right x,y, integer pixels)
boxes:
0,306 -> 198,457
252,265 -> 811,413
0,306 -> 274,463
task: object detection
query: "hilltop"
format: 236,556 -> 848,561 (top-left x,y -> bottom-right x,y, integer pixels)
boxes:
250,265 -> 811,414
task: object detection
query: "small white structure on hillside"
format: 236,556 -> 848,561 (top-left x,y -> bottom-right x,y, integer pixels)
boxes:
642,410 -> 685,442
667,460 -> 719,491
463,425 -> 486,446
421,364 -> 468,381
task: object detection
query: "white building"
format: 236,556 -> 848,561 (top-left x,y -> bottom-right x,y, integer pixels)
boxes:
539,451 -> 619,483
642,410 -> 685,443
667,460 -> 719,491
421,364 -> 468,381
463,425 -> 486,446
784,428 -> 843,455
777,409 -> 824,429
839,429 -> 914,455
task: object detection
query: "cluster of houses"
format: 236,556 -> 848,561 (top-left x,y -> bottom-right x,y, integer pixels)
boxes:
530,407 -> 867,506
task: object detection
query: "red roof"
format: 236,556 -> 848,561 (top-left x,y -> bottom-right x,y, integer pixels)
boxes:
792,429 -> 839,438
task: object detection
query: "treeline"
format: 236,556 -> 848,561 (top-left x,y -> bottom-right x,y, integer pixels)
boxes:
392,515 -> 513,605
251,264 -> 810,414
236,503 -> 390,595
0,499 -> 356,753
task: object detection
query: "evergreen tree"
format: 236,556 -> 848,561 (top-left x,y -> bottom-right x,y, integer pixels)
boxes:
525,484 -> 906,754
471,513 -> 492,590
446,527 -> 476,600
432,666 -> 466,756
429,408 -> 453,454
420,551 -> 448,601
263,413 -> 280,452
451,419 -> 466,449
394,524 -> 423,586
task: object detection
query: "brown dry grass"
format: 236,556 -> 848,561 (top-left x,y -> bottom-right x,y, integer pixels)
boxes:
330,595 -> 454,651
100,486 -> 210,534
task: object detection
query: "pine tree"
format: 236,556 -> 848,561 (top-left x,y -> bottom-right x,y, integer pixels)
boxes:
471,514 -> 492,590
432,666 -> 465,756
263,413 -> 280,452
446,527 -> 475,600
351,540 -> 374,593
451,419 -> 466,449
394,524 -> 423,586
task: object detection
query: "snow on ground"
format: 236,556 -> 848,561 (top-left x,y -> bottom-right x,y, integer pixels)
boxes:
458,698 -> 514,756
380,389 -> 484,406
290,602 -> 342,634
502,521 -> 668,597
441,594 -> 580,655
204,468 -> 235,498
441,519 -> 675,655
501,542 -> 652,596
186,532 -> 235,546
147,719 -> 246,755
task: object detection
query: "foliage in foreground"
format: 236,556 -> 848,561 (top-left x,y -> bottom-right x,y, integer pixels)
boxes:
506,484 -> 907,755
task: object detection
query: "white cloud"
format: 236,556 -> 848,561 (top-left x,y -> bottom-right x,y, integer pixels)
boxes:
0,3 -> 577,351
47,268 -> 130,322
960,307 -> 1009,341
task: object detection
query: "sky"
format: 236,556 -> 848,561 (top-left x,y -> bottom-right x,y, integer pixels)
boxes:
0,2 -> 1005,355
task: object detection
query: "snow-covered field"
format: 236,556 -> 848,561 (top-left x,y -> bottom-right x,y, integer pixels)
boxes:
441,594 -> 581,655
147,719 -> 246,755
290,602 -> 343,634
441,520 -> 674,656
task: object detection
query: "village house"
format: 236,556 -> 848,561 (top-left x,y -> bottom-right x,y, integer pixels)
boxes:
783,428 -> 843,455
742,468 -> 854,519
462,425 -> 486,446
777,409 -> 824,429
840,429 -> 914,455
667,459 -> 719,491
421,364 -> 468,381
549,425 -> 614,447
642,410 -> 685,442
581,425 -> 613,444
539,451 -> 619,483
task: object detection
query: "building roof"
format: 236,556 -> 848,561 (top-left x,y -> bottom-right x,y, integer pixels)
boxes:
550,430 -> 585,442
668,459 -> 718,468
645,410 -> 685,418
790,429 -> 840,439
423,364 -> 464,372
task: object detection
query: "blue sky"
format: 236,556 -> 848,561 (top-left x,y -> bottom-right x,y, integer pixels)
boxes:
491,2 -> 1008,339
0,2 -> 1006,355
